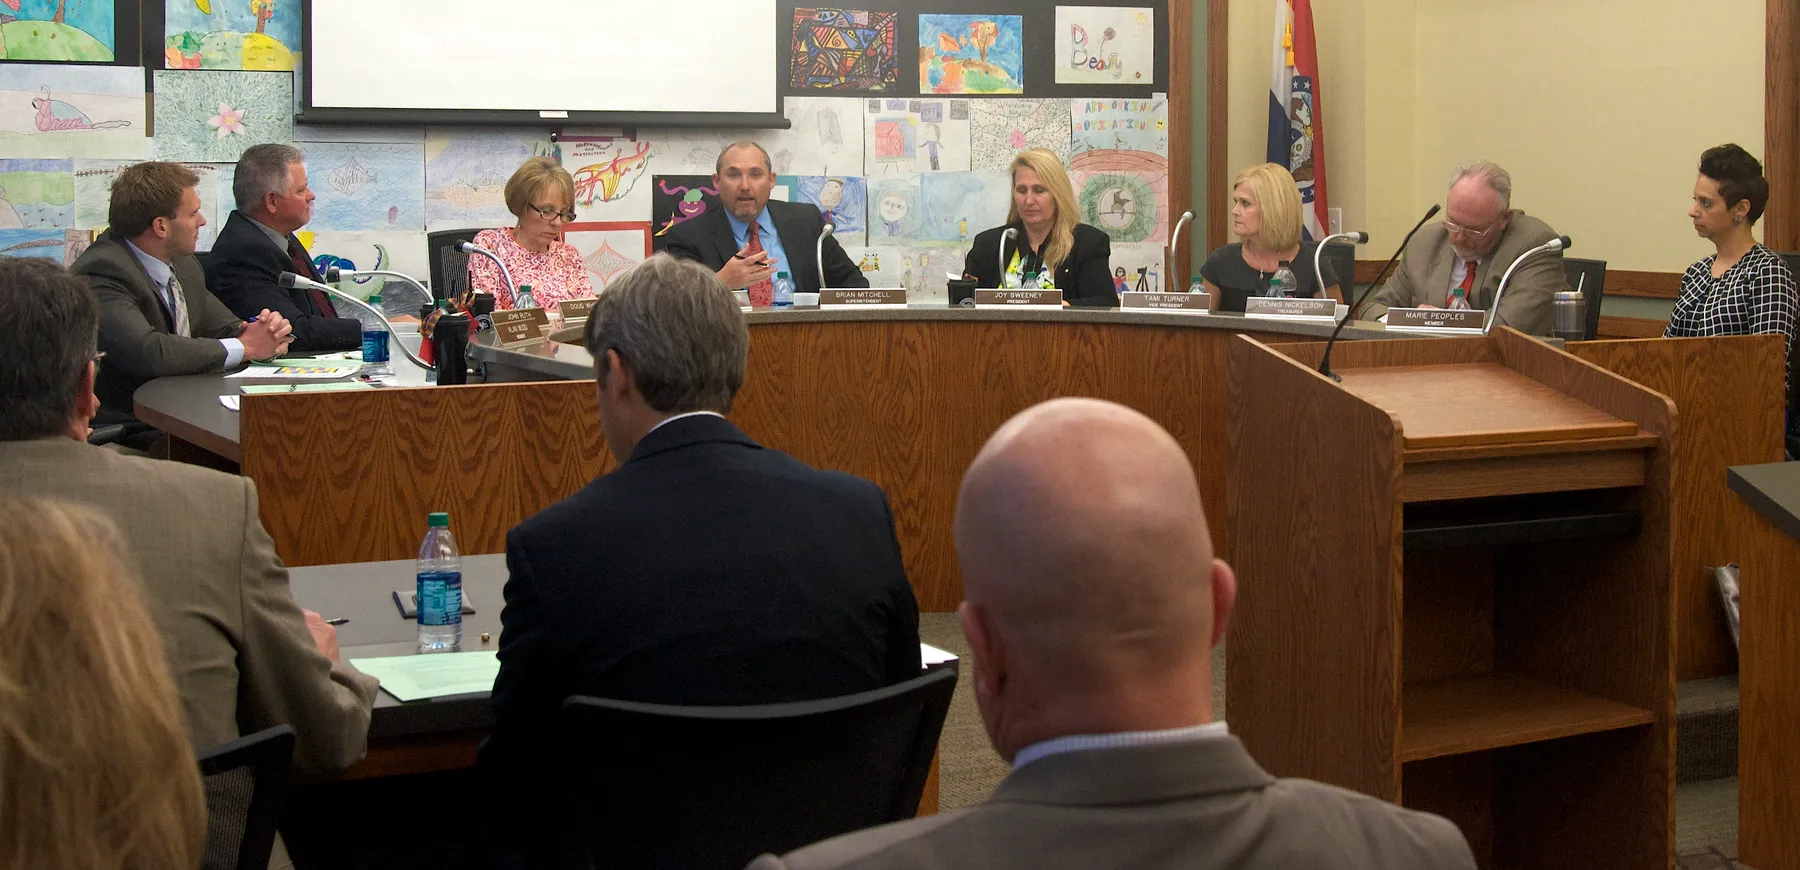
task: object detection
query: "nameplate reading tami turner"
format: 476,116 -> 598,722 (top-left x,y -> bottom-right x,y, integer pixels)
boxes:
492,308 -> 552,346
1119,292 -> 1210,311
975,289 -> 1063,308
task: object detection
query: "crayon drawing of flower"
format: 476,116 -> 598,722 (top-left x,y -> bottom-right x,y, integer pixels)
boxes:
208,103 -> 246,139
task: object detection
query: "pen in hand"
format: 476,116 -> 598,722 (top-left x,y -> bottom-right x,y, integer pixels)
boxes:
325,617 -> 350,626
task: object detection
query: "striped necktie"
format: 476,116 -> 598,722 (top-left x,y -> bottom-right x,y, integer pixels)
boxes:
164,274 -> 191,337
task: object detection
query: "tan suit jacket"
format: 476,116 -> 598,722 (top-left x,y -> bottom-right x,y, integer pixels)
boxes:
0,438 -> 379,776
1361,211 -> 1567,335
749,737 -> 1475,870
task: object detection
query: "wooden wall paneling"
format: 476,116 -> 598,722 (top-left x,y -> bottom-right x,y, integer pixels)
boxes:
1206,0 -> 1229,253
1226,335 -> 1404,800
1568,334 -> 1785,680
1603,271 -> 1683,300
1595,317 -> 1669,339
1766,0 -> 1800,252
1170,0 -> 1194,283
1495,729 -> 1669,869
1728,490 -> 1800,869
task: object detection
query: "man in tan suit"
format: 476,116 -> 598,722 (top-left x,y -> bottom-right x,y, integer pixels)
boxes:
751,399 -> 1475,870
1361,161 -> 1567,335
0,258 -> 378,780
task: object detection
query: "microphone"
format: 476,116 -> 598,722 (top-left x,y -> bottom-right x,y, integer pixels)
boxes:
817,224 -> 834,291
1483,235 -> 1570,335
281,272 -> 434,371
998,226 -> 1018,289
1312,231 -> 1369,311
1168,210 -> 1195,283
1317,204 -> 1442,381
456,240 -> 521,308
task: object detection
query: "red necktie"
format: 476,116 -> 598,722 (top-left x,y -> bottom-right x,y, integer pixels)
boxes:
1449,260 -> 1477,309
746,222 -> 774,307
288,237 -> 337,317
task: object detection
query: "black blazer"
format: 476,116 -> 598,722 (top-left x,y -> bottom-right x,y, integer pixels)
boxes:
204,211 -> 361,353
963,222 -> 1117,308
655,199 -> 868,294
480,414 -> 921,858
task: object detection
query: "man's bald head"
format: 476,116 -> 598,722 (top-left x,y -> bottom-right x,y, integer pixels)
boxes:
955,398 -> 1220,693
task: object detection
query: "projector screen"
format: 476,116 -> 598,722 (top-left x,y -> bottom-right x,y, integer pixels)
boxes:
305,0 -> 779,122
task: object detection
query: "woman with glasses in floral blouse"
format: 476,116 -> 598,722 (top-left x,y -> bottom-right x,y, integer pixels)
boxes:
1666,144 -> 1799,449
468,156 -> 595,310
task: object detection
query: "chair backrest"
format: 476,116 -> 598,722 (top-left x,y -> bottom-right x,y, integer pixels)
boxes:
1319,241 -> 1356,300
426,228 -> 485,301
1562,257 -> 1607,340
556,667 -> 958,870
1777,251 -> 1800,284
196,725 -> 294,870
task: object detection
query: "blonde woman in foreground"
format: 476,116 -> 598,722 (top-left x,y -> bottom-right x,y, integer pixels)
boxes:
963,148 -> 1117,307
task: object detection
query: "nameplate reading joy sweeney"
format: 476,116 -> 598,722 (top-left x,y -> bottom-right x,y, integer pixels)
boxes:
975,289 -> 1064,308
1243,297 -> 1336,319
557,298 -> 598,323
1386,307 -> 1486,331
1120,292 -> 1210,312
492,308 -> 552,346
820,288 -> 907,308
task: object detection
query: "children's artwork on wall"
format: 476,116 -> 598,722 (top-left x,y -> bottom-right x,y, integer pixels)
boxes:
562,221 -> 651,292
561,138 -> 654,222
778,96 -> 864,176
294,124 -> 426,144
423,129 -> 554,231
1069,145 -> 1165,175
164,0 -> 301,71
790,8 -> 899,92
1108,241 -> 1167,293
865,99 -> 970,175
73,158 -> 224,248
1071,97 -> 1168,157
650,174 -> 720,238
1072,168 -> 1167,243
152,69 -> 292,162
867,174 -> 921,243
0,64 -> 144,160
307,230 -> 431,303
303,142 -> 425,233
0,158 -> 73,229
841,245 -> 962,302
918,14 -> 1022,95
0,227 -> 66,260
968,99 -> 1073,172
0,0 -> 116,61
917,171 -> 1008,245
1054,6 -> 1155,86
780,174 -> 866,247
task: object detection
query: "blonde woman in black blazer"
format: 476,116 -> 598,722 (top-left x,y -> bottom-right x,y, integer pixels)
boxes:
963,149 -> 1116,307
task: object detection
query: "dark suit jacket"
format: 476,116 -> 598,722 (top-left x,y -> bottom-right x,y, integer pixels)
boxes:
71,230 -> 244,426
751,738 -> 1476,870
205,211 -> 362,353
480,413 -> 921,859
963,223 -> 1117,307
656,200 -> 868,294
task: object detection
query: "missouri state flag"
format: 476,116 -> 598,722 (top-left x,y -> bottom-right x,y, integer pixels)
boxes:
1267,0 -> 1329,241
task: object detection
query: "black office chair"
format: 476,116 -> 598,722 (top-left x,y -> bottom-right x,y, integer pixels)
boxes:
426,228 -> 486,302
1776,251 -> 1800,283
196,725 -> 295,870
1561,257 -> 1607,340
555,667 -> 958,870
1319,241 -> 1355,302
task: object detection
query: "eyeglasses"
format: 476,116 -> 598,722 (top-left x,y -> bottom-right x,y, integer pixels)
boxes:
91,351 -> 105,374
528,203 -> 578,223
1443,214 -> 1505,240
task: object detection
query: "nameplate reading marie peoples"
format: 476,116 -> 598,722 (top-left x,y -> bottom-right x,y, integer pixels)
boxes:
1385,307 -> 1487,332
491,308 -> 552,346
557,298 -> 598,323
1120,292 -> 1210,312
820,288 -> 908,308
1243,297 -> 1336,320
975,289 -> 1064,308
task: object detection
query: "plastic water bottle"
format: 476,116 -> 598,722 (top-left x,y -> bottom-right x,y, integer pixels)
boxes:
416,512 -> 462,652
360,292 -> 391,376
1188,274 -> 1205,294
773,271 -> 794,307
1268,261 -> 1296,298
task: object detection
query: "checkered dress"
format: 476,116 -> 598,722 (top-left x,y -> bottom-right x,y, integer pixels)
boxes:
1666,244 -> 1799,400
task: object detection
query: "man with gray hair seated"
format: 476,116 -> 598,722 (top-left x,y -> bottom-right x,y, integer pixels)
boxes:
205,142 -> 363,353
1360,160 -> 1568,335
751,398 -> 1475,870
480,253 -> 921,866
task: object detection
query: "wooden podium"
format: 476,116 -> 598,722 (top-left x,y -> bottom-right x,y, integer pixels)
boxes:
1226,328 -> 1674,869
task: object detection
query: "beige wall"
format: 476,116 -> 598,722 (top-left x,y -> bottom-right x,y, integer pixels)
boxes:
1228,0 -> 1764,274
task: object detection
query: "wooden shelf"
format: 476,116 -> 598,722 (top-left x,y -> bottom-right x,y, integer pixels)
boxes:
1403,505 -> 1640,551
1400,674 -> 1654,762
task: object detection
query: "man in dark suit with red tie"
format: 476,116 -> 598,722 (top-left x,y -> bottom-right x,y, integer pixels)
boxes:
205,143 -> 363,353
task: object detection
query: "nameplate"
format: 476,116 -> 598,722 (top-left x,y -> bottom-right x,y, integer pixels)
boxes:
1243,297 -> 1336,320
1386,307 -> 1486,332
820,287 -> 907,308
491,308 -> 551,346
975,289 -> 1063,308
732,290 -> 751,311
1120,291 -> 1209,312
557,298 -> 597,324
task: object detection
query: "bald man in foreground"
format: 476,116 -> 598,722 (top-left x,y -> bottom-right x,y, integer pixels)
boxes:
750,399 -> 1475,870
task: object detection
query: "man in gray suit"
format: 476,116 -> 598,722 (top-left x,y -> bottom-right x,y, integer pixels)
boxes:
752,399 -> 1475,870
0,258 -> 379,860
1360,161 -> 1568,335
70,161 -> 293,429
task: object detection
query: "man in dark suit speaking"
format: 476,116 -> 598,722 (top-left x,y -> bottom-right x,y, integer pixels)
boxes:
657,140 -> 867,301
480,254 -> 919,863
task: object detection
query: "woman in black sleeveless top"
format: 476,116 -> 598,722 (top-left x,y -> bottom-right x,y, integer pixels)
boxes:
1201,163 -> 1342,312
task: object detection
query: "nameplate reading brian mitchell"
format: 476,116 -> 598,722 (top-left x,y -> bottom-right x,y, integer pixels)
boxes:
820,288 -> 907,308
492,308 -> 552,346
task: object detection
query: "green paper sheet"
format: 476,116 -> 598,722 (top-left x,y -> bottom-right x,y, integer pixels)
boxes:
240,381 -> 373,395
350,650 -> 500,702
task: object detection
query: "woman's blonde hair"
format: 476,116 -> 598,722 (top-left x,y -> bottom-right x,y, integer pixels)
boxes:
1007,149 -> 1080,275
1233,163 -> 1304,252
503,155 -> 576,218
0,497 -> 205,870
